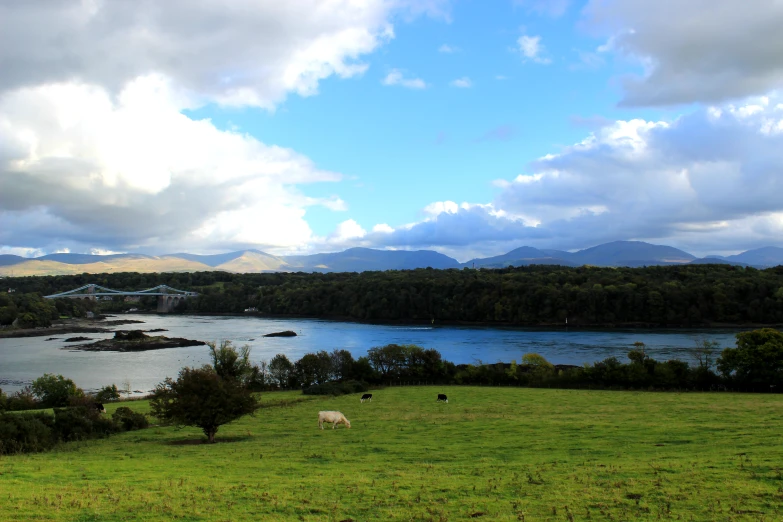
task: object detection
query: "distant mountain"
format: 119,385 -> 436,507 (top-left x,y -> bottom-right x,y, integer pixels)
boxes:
568,241 -> 695,266
723,247 -> 783,267
215,251 -> 290,272
283,247 -> 460,272
37,253 -> 155,264
1,241 -> 781,277
0,255 -> 24,267
464,247 -> 575,268
0,257 -> 214,277
164,250 -> 252,267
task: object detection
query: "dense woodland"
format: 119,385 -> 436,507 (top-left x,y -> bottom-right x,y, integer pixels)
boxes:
3,264 -> 783,327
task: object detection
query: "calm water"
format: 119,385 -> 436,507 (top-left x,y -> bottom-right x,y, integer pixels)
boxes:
0,314 -> 747,394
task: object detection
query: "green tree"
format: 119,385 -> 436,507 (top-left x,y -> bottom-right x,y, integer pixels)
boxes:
718,328 -> 783,386
208,340 -> 252,381
95,384 -> 121,402
150,366 -> 259,443
0,294 -> 18,325
521,353 -> 555,375
269,354 -> 294,389
31,374 -> 84,408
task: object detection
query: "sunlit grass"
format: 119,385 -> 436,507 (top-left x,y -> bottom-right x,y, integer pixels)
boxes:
2,387 -> 782,520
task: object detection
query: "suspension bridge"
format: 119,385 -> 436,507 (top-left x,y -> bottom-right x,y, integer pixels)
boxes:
44,284 -> 198,313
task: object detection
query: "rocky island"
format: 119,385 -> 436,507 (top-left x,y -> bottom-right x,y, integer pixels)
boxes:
68,330 -> 206,352
263,330 -> 298,337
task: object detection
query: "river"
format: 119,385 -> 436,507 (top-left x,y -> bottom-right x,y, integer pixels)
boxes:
0,314 -> 747,394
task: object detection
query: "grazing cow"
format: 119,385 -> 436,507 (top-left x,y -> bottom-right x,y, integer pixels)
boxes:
360,393 -> 373,403
91,402 -> 107,413
318,411 -> 351,430
437,394 -> 448,403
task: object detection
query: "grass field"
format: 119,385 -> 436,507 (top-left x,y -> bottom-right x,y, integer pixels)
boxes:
2,387 -> 782,521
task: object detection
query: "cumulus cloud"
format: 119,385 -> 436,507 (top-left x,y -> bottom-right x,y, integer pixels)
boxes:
517,35 -> 551,64
582,0 -> 783,105
0,77 -> 342,254
0,0 -> 445,255
382,69 -> 427,89
450,77 -> 472,88
0,0 -> 421,109
358,96 -> 783,256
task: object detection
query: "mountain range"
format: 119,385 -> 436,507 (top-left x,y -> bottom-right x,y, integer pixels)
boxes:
1,241 -> 782,277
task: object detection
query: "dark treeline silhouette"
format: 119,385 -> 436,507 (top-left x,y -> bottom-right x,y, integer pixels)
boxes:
5,264 -> 783,327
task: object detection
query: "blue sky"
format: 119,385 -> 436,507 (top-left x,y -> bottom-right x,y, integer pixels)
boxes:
1,0 -> 782,260
190,0 -> 661,237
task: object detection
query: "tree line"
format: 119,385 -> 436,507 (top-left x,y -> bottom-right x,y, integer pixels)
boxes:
4,263 -> 783,327
3,328 -> 780,453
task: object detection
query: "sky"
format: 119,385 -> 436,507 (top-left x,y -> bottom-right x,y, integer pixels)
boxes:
1,0 -> 783,262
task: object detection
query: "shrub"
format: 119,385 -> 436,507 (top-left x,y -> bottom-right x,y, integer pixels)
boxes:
0,388 -> 6,412
112,407 -> 149,431
303,380 -> 369,396
95,384 -> 121,402
31,374 -> 84,408
6,387 -> 40,411
53,406 -> 119,442
0,412 -> 55,455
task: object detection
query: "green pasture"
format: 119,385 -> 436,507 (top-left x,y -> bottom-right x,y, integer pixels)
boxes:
2,387 -> 782,521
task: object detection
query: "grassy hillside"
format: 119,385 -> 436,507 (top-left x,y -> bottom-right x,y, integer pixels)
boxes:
2,387 -> 782,521
0,257 -> 214,277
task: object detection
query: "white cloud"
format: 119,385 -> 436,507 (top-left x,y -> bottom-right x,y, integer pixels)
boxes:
382,69 -> 427,89
450,77 -> 472,88
0,246 -> 44,258
517,35 -> 551,64
0,0 -> 435,110
438,44 -> 458,53
353,96 -> 783,256
330,219 -> 367,241
373,223 -> 394,233
0,78 -> 342,254
582,0 -> 783,105
0,0 -> 448,255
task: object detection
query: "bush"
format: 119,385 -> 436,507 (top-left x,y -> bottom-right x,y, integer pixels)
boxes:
0,412 -> 55,454
303,380 -> 369,396
0,388 -> 6,412
53,406 -> 119,442
6,387 -> 40,411
112,407 -> 149,431
95,384 -> 121,402
31,374 -> 84,408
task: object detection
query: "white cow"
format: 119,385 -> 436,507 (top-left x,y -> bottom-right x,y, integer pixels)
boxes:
318,411 -> 351,430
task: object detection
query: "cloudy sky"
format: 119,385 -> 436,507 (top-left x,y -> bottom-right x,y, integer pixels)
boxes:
2,0 -> 783,261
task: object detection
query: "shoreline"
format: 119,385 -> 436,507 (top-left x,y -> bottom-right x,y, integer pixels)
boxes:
0,312 -> 776,340
0,318 -> 145,339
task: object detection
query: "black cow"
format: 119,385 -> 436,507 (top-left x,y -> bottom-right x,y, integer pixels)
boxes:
360,393 -> 373,403
92,402 -> 107,413
437,394 -> 448,403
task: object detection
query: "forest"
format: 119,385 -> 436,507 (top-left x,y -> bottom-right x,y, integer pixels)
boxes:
3,264 -> 783,327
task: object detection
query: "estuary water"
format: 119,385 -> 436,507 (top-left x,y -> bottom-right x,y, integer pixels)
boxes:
0,314 -> 747,394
